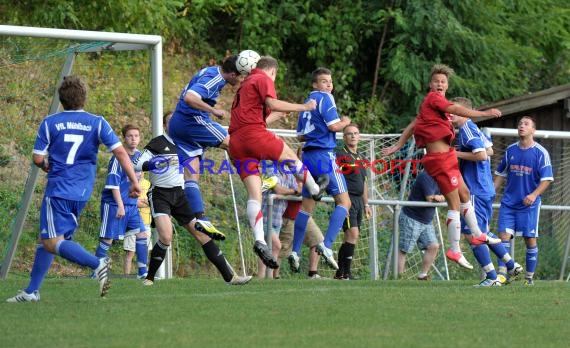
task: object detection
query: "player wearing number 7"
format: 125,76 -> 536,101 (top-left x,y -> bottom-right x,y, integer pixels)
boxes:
6,76 -> 141,303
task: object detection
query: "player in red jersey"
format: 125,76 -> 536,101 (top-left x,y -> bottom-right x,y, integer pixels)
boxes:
229,56 -> 327,269
382,64 -> 502,269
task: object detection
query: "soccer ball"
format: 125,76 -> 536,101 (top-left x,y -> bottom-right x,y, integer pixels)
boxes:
236,50 -> 260,75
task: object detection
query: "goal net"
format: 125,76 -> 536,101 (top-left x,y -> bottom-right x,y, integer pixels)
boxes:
0,25 -> 162,279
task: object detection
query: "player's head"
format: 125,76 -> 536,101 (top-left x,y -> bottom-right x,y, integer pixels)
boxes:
59,75 -> 87,110
221,55 -> 243,86
343,123 -> 360,146
518,115 -> 536,138
121,124 -> 141,151
429,64 -> 454,96
256,56 -> 279,81
312,67 -> 333,93
450,97 -> 472,125
163,110 -> 174,134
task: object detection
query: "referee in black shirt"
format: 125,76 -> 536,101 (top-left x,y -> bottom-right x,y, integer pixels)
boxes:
335,124 -> 372,279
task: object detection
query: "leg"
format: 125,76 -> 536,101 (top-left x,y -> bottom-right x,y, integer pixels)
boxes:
421,243 -> 439,277
124,250 -> 134,275
145,215 -> 173,283
134,230 -> 149,278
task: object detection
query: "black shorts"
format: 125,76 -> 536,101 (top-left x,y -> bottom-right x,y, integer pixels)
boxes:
343,194 -> 363,231
148,186 -> 194,227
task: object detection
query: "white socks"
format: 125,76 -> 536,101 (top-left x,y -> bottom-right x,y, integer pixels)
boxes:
447,210 -> 461,252
247,200 -> 265,243
460,202 -> 482,237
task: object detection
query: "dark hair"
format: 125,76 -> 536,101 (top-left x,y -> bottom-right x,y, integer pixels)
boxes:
221,55 -> 239,74
121,124 -> 140,137
312,67 -> 332,83
163,110 -> 174,127
59,75 -> 87,110
450,97 -> 472,109
518,115 -> 536,128
256,56 -> 278,70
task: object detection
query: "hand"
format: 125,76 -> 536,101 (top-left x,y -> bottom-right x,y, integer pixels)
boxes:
381,144 -> 400,157
365,205 -> 372,219
486,108 -> 502,118
523,193 -> 536,206
304,99 -> 317,111
341,116 -> 351,124
212,108 -> 226,119
40,158 -> 50,173
116,204 -> 125,219
129,182 -> 141,198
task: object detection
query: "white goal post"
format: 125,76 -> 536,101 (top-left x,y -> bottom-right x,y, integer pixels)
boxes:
0,25 -> 163,279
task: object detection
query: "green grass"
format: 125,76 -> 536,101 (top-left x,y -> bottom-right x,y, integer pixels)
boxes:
1,277 -> 568,348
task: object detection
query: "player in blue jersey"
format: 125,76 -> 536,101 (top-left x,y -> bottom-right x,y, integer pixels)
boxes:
289,67 -> 352,272
94,124 -> 149,279
7,76 -> 140,302
168,55 -> 242,235
452,97 -> 522,286
494,116 -> 553,285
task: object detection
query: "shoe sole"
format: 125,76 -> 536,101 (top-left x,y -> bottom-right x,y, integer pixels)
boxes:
253,245 -> 279,269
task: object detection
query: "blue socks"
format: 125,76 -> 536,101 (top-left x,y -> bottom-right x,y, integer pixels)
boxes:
25,244 -> 54,294
56,240 -> 100,269
324,205 -> 349,248
135,237 -> 148,276
95,240 -> 111,258
184,180 -> 205,216
292,211 -> 311,254
472,244 -> 497,280
526,246 -> 538,273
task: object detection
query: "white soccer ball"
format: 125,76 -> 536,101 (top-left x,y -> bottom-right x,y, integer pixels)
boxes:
236,50 -> 261,75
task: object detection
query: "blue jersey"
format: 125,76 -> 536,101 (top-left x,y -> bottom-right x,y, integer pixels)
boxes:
33,110 -> 121,201
457,120 -> 494,196
296,91 -> 340,150
402,171 -> 440,224
495,142 -> 553,210
101,150 -> 141,205
174,66 -> 227,119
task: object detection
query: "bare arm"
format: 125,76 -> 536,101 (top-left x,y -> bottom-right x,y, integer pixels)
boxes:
111,188 -> 125,218
381,118 -> 415,156
363,181 -> 372,218
32,154 -> 50,173
524,180 -> 552,206
265,97 -> 316,113
112,146 -> 141,198
456,150 -> 487,162
494,175 -> 505,193
446,104 -> 501,119
328,116 -> 351,132
266,111 -> 287,125
184,92 -> 226,119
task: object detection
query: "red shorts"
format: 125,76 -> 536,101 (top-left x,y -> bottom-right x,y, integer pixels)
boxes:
229,128 -> 285,179
421,148 -> 462,195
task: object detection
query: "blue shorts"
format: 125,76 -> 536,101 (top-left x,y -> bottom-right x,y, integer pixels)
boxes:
99,203 -> 146,240
168,112 -> 227,159
40,196 -> 87,240
301,149 -> 347,198
398,210 -> 438,253
461,194 -> 494,234
497,204 -> 540,238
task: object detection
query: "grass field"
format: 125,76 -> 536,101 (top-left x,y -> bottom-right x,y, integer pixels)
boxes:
1,276 -> 568,348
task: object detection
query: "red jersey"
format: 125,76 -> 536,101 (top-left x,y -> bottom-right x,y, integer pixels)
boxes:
413,91 -> 454,148
229,68 -> 276,134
